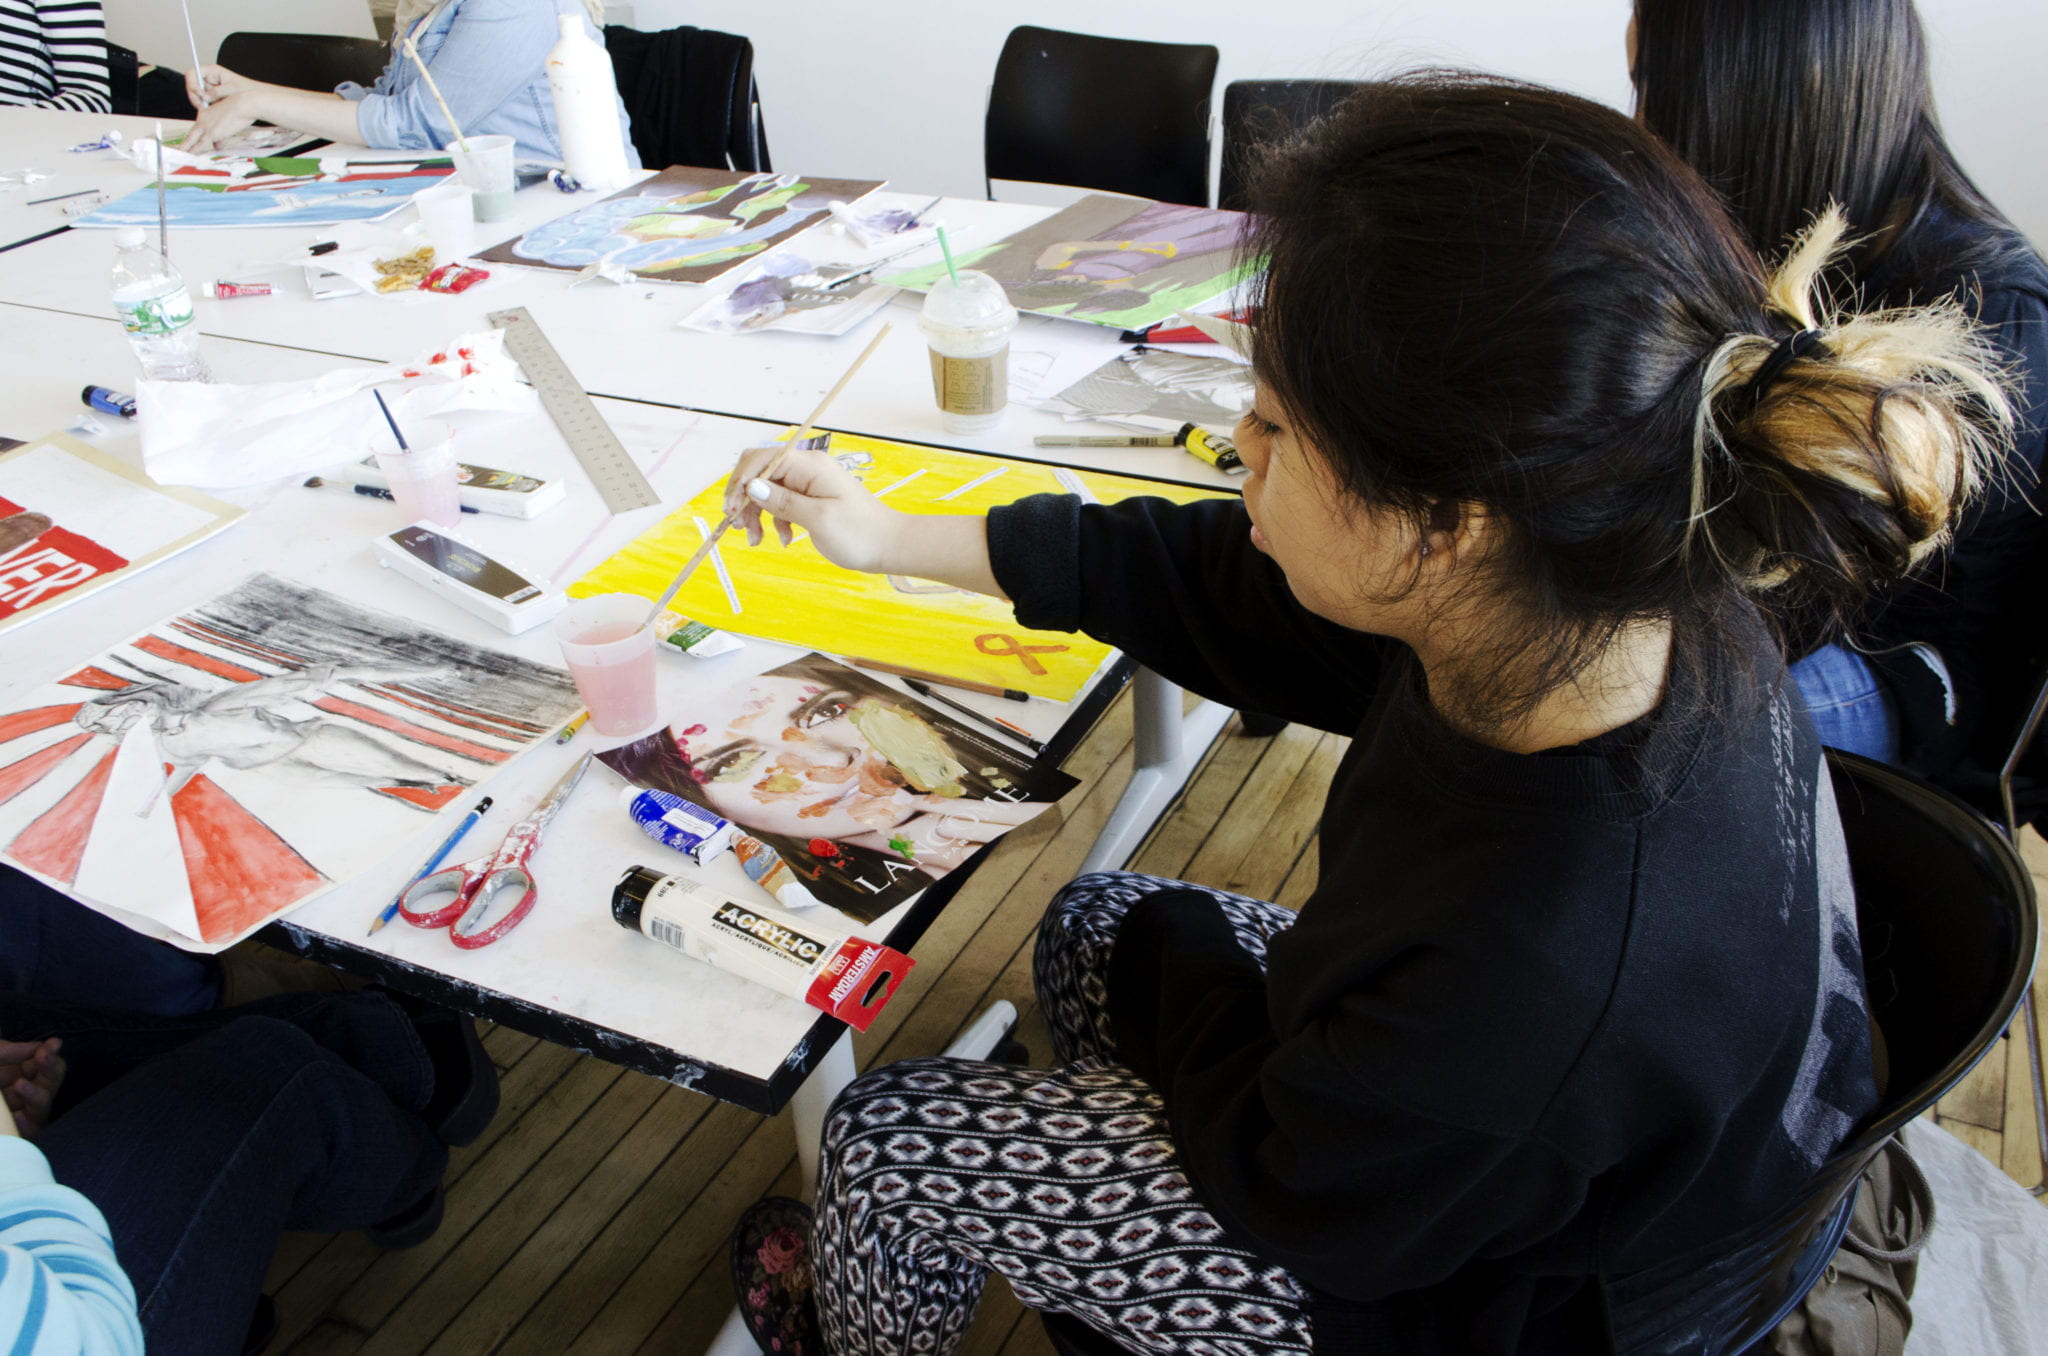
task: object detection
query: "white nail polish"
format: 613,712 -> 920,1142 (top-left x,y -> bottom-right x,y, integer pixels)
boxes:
746,479 -> 772,502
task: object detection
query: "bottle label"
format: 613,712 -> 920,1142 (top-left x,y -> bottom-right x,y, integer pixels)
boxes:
115,286 -> 195,338
929,348 -> 1008,416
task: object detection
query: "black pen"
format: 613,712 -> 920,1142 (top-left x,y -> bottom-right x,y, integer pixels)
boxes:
27,188 -> 97,206
302,476 -> 479,513
903,678 -> 1044,754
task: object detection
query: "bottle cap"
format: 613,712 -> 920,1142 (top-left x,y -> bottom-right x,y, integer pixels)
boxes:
611,864 -> 663,932
113,226 -> 146,249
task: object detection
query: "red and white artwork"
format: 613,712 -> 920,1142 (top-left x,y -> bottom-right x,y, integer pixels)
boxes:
0,573 -> 581,948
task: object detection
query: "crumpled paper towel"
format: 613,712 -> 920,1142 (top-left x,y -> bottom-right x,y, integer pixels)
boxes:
138,330 -> 536,488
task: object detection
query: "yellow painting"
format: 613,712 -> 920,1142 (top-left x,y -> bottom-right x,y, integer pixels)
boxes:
571,433 -> 1236,701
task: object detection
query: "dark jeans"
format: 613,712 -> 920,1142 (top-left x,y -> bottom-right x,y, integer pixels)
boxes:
1,864 -> 222,1014
0,991 -> 449,1356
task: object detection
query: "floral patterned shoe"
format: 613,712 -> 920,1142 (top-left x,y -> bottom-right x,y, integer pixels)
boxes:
730,1195 -> 822,1355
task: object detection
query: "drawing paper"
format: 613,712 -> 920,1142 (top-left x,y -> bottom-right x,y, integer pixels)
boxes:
479,168 -> 886,285
599,653 -> 1076,922
73,155 -> 459,229
570,432 -> 1236,701
884,195 -> 1260,330
0,573 -> 581,949
0,433 -> 245,635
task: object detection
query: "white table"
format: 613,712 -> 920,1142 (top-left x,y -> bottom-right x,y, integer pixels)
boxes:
0,112 -> 1249,1355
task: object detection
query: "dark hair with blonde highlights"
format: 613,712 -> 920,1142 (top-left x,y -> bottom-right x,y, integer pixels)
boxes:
1245,72 -> 2010,727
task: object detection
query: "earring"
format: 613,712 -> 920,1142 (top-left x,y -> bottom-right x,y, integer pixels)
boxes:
1418,542 -> 1433,558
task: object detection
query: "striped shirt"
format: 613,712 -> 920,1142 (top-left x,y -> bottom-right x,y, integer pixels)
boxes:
0,1138 -> 141,1355
0,0 -> 109,112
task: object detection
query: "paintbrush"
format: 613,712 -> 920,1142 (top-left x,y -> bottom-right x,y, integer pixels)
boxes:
154,123 -> 167,260
638,323 -> 894,629
177,0 -> 209,107
402,35 -> 471,151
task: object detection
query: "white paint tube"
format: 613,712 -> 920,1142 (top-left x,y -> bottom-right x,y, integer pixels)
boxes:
611,868 -> 913,1032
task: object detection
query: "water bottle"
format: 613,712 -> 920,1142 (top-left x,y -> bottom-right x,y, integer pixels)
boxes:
109,227 -> 210,382
546,14 -> 631,189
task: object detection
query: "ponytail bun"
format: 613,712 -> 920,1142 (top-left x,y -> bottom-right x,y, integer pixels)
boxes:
1688,207 -> 2013,621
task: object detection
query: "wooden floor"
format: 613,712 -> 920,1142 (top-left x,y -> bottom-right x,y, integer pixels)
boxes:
265,691 -> 2048,1354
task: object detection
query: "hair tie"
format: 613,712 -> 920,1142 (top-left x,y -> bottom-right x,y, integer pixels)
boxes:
1744,328 -> 1829,408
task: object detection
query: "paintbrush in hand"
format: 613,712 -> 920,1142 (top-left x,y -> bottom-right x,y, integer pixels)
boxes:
638,323 -> 893,629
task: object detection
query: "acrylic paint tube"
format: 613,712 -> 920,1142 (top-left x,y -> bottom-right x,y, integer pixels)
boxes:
612,867 -> 914,1031
733,831 -> 823,911
620,787 -> 735,864
80,385 -> 136,418
204,280 -> 274,298
654,611 -> 744,659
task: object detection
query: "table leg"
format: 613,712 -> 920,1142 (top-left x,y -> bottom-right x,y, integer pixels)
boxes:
1080,666 -> 1233,877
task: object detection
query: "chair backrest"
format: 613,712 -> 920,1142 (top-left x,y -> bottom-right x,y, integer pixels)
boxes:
604,25 -> 770,173
1608,750 -> 2038,1354
1217,79 -> 1365,212
215,32 -> 389,94
985,25 -> 1217,207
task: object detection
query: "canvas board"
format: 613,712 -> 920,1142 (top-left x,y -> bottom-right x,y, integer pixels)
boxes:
569,432 -> 1237,702
72,156 -> 459,230
599,654 -> 1077,923
0,433 -> 245,635
884,194 -> 1260,331
0,573 -> 581,950
478,168 -> 886,285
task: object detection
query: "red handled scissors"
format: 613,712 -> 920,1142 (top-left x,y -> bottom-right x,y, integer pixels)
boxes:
397,754 -> 590,948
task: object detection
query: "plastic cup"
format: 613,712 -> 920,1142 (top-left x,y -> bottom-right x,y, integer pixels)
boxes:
413,180 -> 477,258
919,269 -> 1018,434
446,134 -> 517,222
372,422 -> 462,529
553,595 -> 660,738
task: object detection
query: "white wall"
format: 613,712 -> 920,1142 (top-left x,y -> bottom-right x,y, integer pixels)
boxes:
105,0 -> 377,73
620,0 -> 2047,250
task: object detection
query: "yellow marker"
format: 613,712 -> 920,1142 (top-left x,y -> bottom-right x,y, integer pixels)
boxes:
555,711 -> 590,745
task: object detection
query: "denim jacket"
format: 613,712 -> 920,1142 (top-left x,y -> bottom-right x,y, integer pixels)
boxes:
337,0 -> 639,165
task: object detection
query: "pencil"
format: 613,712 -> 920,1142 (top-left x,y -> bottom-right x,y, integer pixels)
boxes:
368,796 -> 493,935
555,711 -> 590,745
903,678 -> 1044,753
843,655 -> 1030,702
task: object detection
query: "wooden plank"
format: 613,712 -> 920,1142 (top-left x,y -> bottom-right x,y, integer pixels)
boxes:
2001,999 -> 2045,1191
1179,722 -> 1323,895
415,1075 -> 709,1353
566,1116 -> 799,1353
958,1277 -> 1029,1356
302,1053 -> 626,1346
629,1159 -> 806,1356
270,1037 -> 591,1347
996,1304 -> 1061,1356
493,1098 -> 765,1356
1273,837 -> 1321,912
353,1069 -> 669,1354
1126,728 -> 1269,879
1936,1030 -> 2007,1129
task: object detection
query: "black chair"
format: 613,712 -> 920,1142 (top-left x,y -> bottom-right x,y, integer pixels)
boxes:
1991,665 -> 2048,1195
605,25 -> 769,173
215,32 -> 390,93
985,26 -> 1216,207
1046,751 -> 2041,1355
1217,78 -> 1365,212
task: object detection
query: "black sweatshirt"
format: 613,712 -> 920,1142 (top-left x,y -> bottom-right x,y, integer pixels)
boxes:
988,494 -> 1879,1353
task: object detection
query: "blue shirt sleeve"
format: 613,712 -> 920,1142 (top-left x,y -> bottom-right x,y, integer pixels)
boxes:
0,1137 -> 142,1356
348,0 -> 560,153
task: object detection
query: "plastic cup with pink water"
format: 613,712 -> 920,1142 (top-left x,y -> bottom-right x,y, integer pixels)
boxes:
373,421 -> 463,528
553,594 -> 660,737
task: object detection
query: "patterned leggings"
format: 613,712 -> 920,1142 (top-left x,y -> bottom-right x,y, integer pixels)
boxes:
813,872 -> 1315,1356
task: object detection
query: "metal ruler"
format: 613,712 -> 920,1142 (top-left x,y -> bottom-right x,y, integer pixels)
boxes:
488,306 -> 659,513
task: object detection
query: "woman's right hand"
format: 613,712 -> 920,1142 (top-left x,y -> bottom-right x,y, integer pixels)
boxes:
184,64 -> 258,109
725,446 -> 904,573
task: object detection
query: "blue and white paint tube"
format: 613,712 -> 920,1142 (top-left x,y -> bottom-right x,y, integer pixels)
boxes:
621,788 -> 736,865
